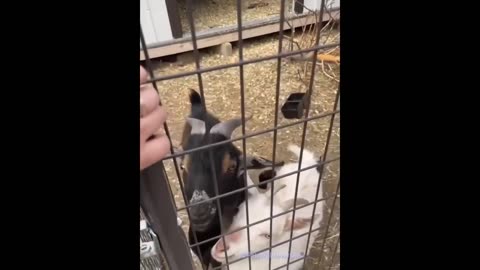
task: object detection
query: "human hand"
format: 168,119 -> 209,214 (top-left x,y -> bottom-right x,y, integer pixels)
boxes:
140,66 -> 171,171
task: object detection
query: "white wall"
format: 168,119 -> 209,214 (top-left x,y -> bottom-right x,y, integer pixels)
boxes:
140,0 -> 174,47
295,0 -> 340,13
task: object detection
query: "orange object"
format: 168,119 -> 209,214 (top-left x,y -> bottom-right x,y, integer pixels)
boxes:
317,54 -> 340,63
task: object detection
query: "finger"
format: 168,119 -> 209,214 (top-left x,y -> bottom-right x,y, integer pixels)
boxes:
140,135 -> 171,170
140,84 -> 160,117
140,65 -> 149,84
140,106 -> 167,140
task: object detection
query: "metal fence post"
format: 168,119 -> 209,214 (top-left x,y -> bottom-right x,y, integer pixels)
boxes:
140,161 -> 195,270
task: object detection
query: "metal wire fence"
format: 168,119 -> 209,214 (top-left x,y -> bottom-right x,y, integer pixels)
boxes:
140,0 -> 340,269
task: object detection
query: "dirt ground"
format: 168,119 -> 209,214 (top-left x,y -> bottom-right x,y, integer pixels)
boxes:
177,0 -> 285,34
144,28 -> 340,270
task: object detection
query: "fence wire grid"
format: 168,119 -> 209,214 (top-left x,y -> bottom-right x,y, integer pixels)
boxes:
140,0 -> 340,270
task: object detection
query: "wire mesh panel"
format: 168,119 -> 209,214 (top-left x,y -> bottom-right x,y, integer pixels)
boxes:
140,0 -> 340,269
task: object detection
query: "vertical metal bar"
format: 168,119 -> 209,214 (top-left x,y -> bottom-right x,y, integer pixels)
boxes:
168,155 -> 208,269
302,83 -> 340,268
328,235 -> 340,270
141,24 -> 199,270
140,26 -> 180,205
269,0 -> 287,269
285,1 -> 327,269
142,5 -> 206,270
176,153 -> 208,270
140,163 -> 195,270
141,21 -> 204,269
316,177 -> 340,266
235,0 -> 252,269
185,1 -> 231,269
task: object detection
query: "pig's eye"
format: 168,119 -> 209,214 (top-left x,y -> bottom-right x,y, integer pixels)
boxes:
261,233 -> 270,239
